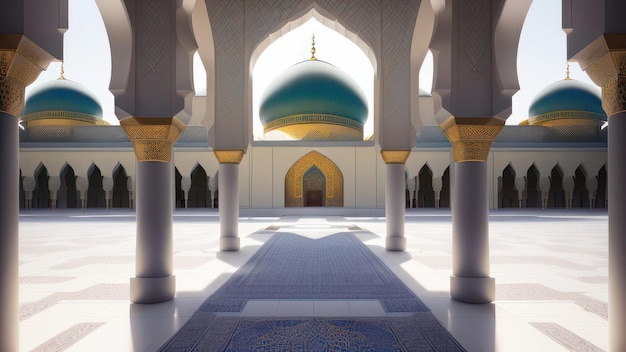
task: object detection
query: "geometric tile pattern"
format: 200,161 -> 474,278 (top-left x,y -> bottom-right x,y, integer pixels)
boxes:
30,323 -> 105,352
530,322 -> 605,352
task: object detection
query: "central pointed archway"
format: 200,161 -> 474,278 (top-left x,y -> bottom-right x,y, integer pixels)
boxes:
285,151 -> 343,207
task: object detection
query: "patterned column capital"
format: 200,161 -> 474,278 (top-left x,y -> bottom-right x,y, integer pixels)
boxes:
0,35 -> 53,117
214,150 -> 245,164
380,150 -> 411,164
573,34 -> 626,117
440,116 -> 504,162
120,117 -> 186,162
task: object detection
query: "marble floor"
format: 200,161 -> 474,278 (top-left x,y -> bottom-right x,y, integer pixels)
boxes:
18,208 -> 608,351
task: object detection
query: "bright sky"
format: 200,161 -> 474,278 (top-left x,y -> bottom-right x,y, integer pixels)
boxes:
27,0 -> 598,131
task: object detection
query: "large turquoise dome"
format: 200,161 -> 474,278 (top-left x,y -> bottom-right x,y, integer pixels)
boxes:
22,78 -> 106,126
259,59 -> 368,140
528,78 -> 606,126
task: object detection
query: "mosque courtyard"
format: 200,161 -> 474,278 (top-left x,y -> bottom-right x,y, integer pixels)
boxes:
18,209 -> 608,351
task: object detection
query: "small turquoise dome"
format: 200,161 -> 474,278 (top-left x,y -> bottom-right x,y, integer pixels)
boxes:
259,60 -> 368,127
22,78 -> 104,123
528,78 -> 606,125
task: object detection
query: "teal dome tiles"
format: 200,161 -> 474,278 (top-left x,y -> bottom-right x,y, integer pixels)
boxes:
528,79 -> 606,125
22,79 -> 103,122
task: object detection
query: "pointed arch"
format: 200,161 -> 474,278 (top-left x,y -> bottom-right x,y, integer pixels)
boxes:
285,151 -> 343,207
501,164 -> 518,208
548,165 -> 565,208
189,164 -> 209,208
418,164 -> 435,208
525,164 -> 541,208
440,166 -> 451,208
33,164 -> 50,208
59,164 -> 78,209
112,164 -> 129,208
597,165 -> 607,208
87,164 -> 106,208
573,164 -> 589,208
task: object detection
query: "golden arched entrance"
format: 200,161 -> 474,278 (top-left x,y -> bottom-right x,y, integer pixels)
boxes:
285,151 -> 343,207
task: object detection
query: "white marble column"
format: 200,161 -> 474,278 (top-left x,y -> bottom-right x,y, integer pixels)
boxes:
609,112 -> 626,350
450,161 -> 494,303
0,112 -> 20,351
381,150 -> 411,251
214,150 -> 244,251
130,160 -> 175,303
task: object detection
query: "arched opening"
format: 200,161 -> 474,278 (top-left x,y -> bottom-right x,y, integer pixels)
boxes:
597,165 -> 607,208
285,151 -> 343,207
189,165 -> 209,208
87,165 -> 106,208
548,165 -> 565,208
303,166 -> 325,207
252,14 -> 375,140
440,166 -> 451,208
572,165 -> 589,208
418,165 -> 435,208
33,165 -> 50,208
112,165 -> 129,208
501,164 -> 518,208
175,168 -> 184,208
19,169 -> 25,209
59,164 -> 78,209
525,164 -> 541,208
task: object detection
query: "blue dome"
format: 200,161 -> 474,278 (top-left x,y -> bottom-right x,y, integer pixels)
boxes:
528,79 -> 606,125
259,60 -> 368,127
22,78 -> 103,120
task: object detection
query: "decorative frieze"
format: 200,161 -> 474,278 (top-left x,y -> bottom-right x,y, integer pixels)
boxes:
440,116 -> 504,162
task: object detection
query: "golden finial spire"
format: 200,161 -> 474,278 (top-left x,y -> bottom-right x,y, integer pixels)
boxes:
59,61 -> 65,80
310,34 -> 317,60
565,63 -> 571,80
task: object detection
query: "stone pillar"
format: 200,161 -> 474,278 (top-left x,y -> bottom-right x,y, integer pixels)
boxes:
181,177 -> 191,208
23,177 -> 35,210
214,150 -> 244,251
76,177 -> 88,210
122,117 -> 184,303
441,116 -> 503,303
433,176 -> 443,209
0,35 -> 54,352
539,177 -> 550,210
515,176 -> 525,208
127,176 -> 134,209
587,177 -> 598,209
381,150 -> 411,251
574,35 -> 626,350
103,177 -> 113,210
563,177 -> 575,210
48,176 -> 60,210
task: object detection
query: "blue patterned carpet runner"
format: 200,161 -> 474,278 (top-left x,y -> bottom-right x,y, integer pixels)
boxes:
159,232 -> 466,351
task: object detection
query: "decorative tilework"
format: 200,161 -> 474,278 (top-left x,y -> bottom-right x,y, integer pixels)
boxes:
30,322 -> 105,352
530,322 -> 604,352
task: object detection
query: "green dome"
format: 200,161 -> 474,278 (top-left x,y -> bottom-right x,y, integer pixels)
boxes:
528,79 -> 606,124
22,78 -> 104,123
259,60 -> 368,127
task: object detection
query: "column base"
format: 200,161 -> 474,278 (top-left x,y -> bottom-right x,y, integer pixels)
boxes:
130,275 -> 175,304
220,236 -> 240,251
450,275 -> 495,304
385,237 -> 406,251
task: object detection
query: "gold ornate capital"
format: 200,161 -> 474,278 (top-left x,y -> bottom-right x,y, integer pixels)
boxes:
120,117 -> 186,162
0,35 -> 53,117
440,116 -> 504,162
214,150 -> 245,164
573,34 -> 626,117
380,150 -> 411,164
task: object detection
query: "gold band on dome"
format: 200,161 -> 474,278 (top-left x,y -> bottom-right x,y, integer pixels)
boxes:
440,116 -> 504,162
264,113 -> 363,133
380,150 -> 411,164
120,117 -> 186,162
214,150 -> 245,164
0,35 -> 54,117
528,110 -> 606,126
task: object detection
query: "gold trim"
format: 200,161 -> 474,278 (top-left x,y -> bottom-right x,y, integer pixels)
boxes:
21,110 -> 106,125
528,110 -> 606,125
0,35 -> 55,117
440,116 -> 504,162
264,113 -> 363,133
380,150 -> 411,164
120,117 -> 186,162
214,150 -> 245,164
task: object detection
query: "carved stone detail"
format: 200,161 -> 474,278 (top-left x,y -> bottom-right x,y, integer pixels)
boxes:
440,116 -> 504,162
0,35 -> 53,117
380,150 -> 411,164
284,150 -> 343,207
213,150 -> 245,164
120,117 -> 186,162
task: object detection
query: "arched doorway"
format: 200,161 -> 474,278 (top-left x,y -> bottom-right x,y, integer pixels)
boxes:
285,151 -> 343,207
189,165 -> 209,208
112,165 -> 130,208
525,164 -> 541,208
33,165 -> 50,209
548,165 -> 565,208
572,165 -> 589,208
87,165 -> 106,208
597,165 -> 607,208
501,164 -> 518,208
418,165 -> 435,208
59,164 -> 78,209
440,166 -> 451,208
